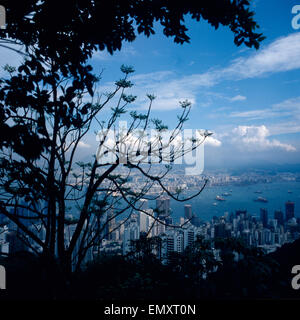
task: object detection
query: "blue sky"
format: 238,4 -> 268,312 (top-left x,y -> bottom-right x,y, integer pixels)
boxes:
1,0 -> 300,170
86,0 -> 300,169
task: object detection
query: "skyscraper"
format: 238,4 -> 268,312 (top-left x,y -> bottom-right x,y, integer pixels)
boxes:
122,220 -> 140,255
137,199 -> 148,211
214,223 -> 226,238
106,208 -> 116,240
139,208 -> 154,233
236,210 -> 247,219
260,208 -> 268,228
184,204 -> 193,220
274,210 -> 284,226
191,216 -> 201,227
156,197 -> 170,218
285,201 -> 295,221
165,216 -> 173,225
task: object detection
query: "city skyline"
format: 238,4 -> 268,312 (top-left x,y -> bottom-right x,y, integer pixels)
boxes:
103,194 -> 299,262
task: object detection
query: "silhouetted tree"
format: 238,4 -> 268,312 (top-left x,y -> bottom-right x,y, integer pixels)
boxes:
1,0 -> 264,69
0,60 -> 208,274
0,1 -> 264,276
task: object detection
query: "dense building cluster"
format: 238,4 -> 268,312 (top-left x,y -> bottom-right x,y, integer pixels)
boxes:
0,197 -> 299,268
101,198 -> 300,263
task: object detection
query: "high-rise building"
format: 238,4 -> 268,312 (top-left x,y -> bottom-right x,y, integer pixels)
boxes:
274,210 -> 284,226
154,219 -> 165,236
106,209 -> 116,240
184,204 -> 201,227
184,204 -> 193,220
214,223 -> 226,238
241,229 -> 251,246
191,216 -> 201,227
179,217 -> 185,226
285,201 -> 295,221
139,211 -> 148,233
139,208 -> 154,233
236,210 -> 247,219
260,208 -> 268,228
164,216 -> 173,226
122,220 -> 140,255
137,199 -> 148,212
161,230 -> 184,263
156,197 -> 170,218
183,227 -> 195,248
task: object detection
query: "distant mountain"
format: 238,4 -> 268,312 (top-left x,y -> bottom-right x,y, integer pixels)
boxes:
204,162 -> 300,175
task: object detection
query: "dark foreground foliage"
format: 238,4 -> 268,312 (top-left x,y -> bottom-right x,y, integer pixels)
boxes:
1,237 -> 300,301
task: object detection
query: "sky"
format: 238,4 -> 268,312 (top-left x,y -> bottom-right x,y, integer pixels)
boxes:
1,0 -> 300,171
89,0 -> 300,170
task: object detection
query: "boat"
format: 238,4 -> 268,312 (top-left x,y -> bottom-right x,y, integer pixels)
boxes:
213,202 -> 218,206
253,196 -> 268,203
288,190 -> 293,194
222,192 -> 231,196
216,195 -> 226,201
254,190 -> 262,194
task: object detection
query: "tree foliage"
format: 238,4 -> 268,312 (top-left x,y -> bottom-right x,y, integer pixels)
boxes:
0,1 -> 265,275
1,0 -> 264,69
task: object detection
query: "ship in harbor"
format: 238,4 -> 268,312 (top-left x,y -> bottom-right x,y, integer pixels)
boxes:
253,196 -> 268,203
222,192 -> 231,197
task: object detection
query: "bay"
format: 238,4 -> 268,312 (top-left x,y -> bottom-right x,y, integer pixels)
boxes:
168,181 -> 300,223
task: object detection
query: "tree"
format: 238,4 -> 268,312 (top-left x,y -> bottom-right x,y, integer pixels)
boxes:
0,1 -> 264,67
0,58 -> 208,274
0,1 -> 265,276
168,235 -> 220,283
209,238 -> 280,299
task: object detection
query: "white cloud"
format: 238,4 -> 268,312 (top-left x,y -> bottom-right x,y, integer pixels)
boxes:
272,96 -> 300,113
205,136 -> 222,147
268,122 -> 300,135
124,70 -> 219,111
131,71 -> 174,82
128,71 -> 199,111
93,51 -> 112,61
196,33 -> 300,83
230,109 -> 279,120
78,141 -> 91,148
223,33 -> 300,79
103,33 -> 300,111
231,125 -> 296,152
229,95 -> 247,102
229,96 -> 300,135
183,32 -> 300,86
92,45 -> 137,61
